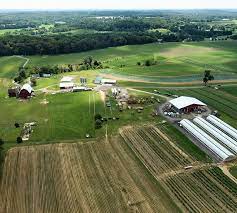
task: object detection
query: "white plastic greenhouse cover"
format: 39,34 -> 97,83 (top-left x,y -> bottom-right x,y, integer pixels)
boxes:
180,119 -> 235,161
193,117 -> 237,154
207,115 -> 237,141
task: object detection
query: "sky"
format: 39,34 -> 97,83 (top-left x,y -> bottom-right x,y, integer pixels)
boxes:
1,0 -> 237,10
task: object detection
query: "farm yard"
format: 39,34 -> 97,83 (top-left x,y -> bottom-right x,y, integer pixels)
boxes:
136,86 -> 237,127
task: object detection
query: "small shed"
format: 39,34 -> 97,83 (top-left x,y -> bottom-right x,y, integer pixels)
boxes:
169,96 -> 206,113
60,76 -> 74,89
94,76 -> 102,84
19,84 -> 34,99
61,76 -> 73,82
8,87 -> 20,97
60,82 -> 74,89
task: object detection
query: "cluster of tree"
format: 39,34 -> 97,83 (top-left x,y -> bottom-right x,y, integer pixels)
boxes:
0,32 -> 160,56
14,68 -> 27,83
203,70 -> 214,85
30,57 -> 103,77
137,58 -> 158,67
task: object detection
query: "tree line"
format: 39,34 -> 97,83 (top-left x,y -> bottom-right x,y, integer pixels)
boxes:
0,32 -> 161,56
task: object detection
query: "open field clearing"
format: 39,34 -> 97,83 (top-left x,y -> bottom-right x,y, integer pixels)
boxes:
0,138 -> 179,213
120,126 -> 237,212
0,92 -> 104,149
0,56 -> 25,78
25,41 -> 237,83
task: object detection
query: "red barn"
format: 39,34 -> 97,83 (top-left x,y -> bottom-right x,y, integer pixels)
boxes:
169,96 -> 206,113
19,84 -> 34,99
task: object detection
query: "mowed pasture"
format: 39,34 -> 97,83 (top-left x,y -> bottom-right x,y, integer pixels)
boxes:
0,91 -> 104,149
120,125 -> 237,212
0,56 -> 25,78
0,138 -> 179,213
27,41 -> 237,82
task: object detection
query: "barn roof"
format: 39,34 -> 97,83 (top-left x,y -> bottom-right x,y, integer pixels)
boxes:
169,96 -> 206,109
59,82 -> 74,88
21,84 -> 33,93
61,76 -> 73,82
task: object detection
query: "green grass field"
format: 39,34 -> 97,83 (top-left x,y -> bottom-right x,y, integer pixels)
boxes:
0,29 -> 20,36
0,56 -> 25,78
26,41 -> 237,83
0,91 -> 104,149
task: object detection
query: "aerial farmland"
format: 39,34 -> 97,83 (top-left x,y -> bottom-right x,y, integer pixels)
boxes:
1,9 -> 237,213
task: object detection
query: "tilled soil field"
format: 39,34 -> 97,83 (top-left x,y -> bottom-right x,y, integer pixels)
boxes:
120,125 -> 237,212
0,137 -> 178,213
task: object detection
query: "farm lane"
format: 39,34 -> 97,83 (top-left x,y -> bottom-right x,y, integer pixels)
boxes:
127,88 -> 169,100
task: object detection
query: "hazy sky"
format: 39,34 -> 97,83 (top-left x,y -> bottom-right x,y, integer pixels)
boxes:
1,0 -> 237,10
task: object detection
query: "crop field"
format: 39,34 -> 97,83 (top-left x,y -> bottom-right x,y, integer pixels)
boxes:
120,125 -> 237,212
163,167 -> 237,212
120,125 -> 195,175
0,138 -> 179,213
0,91 -> 104,149
26,41 -> 237,83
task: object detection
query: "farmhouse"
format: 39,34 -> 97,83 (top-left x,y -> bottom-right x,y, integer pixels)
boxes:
19,84 -> 34,99
60,76 -> 74,89
169,96 -> 206,113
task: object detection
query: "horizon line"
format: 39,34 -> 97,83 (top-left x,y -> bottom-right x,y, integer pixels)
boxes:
1,8 -> 237,11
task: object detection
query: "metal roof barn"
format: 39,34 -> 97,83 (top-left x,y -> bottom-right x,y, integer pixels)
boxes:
193,117 -> 237,154
180,119 -> 235,162
169,96 -> 206,110
207,115 -> 237,141
61,76 -> 73,82
59,82 -> 74,89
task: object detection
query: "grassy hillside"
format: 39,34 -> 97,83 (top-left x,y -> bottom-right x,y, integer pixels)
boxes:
0,56 -> 25,78
26,41 -> 237,83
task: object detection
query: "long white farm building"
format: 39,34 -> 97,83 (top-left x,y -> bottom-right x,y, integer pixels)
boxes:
180,119 -> 235,162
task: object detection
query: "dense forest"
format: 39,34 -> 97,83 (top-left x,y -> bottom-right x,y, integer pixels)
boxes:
0,10 -> 236,56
